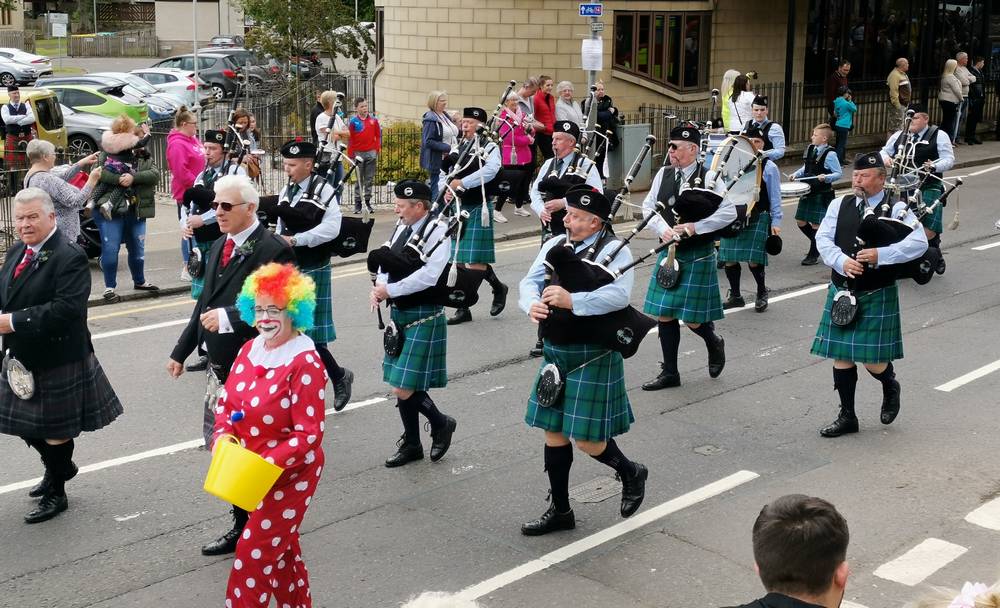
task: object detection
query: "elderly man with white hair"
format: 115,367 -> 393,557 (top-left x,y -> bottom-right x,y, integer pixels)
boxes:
22,139 -> 101,243
954,51 -> 977,144
166,173 -> 295,557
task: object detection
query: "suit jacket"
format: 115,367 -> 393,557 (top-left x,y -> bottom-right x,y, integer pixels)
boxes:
170,223 -> 295,373
0,230 -> 92,371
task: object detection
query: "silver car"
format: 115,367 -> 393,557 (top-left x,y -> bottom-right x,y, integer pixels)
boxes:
61,104 -> 113,158
0,58 -> 46,87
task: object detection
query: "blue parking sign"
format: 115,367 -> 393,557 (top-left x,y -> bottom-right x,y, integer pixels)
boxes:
579,3 -> 603,17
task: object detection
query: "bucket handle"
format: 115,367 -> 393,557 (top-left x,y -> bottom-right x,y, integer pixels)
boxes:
212,433 -> 240,453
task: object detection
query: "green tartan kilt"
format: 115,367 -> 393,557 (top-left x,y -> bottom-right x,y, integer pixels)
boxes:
794,190 -> 835,225
304,265 -> 336,344
190,239 -> 217,300
810,283 -> 903,363
382,305 -> 448,391
719,211 -> 771,266
454,200 -> 496,264
643,240 -> 723,323
919,184 -> 944,233
525,341 -> 634,442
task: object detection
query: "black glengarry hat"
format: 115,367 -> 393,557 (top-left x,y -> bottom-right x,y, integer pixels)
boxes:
463,107 -> 487,121
668,125 -> 700,145
565,185 -> 611,219
204,129 -> 225,145
393,179 -> 432,201
752,95 -> 768,107
853,151 -> 883,170
553,120 -> 581,141
281,140 -> 316,158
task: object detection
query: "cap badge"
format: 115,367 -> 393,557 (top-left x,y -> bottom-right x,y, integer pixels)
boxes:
289,145 -> 300,155
579,194 -> 591,206
403,186 -> 413,197
682,130 -> 690,138
563,122 -> 571,130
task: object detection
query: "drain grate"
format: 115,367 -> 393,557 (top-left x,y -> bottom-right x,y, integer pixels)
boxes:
569,475 -> 620,503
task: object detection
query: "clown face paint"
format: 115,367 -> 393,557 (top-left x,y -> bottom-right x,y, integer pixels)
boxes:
253,299 -> 291,344
255,316 -> 284,340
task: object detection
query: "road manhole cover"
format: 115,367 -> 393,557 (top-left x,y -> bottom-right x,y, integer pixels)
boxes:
569,475 -> 620,503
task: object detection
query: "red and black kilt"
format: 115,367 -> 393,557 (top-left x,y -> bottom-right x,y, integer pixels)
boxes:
4,132 -> 32,170
0,353 -> 123,439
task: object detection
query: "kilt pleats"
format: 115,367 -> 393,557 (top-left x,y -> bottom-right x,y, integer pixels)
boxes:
810,283 -> 903,363
382,305 -> 448,391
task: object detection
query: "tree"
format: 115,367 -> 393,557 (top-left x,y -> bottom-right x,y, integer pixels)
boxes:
239,0 -> 375,73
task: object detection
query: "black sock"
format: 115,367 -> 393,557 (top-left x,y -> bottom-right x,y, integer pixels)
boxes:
868,362 -> 896,393
315,343 -> 345,382
544,444 -> 573,513
833,366 -> 858,417
591,438 -> 637,478
748,265 -> 766,296
799,224 -> 819,257
45,440 -> 75,496
483,264 -> 504,291
28,438 -> 49,473
689,321 -> 718,346
928,235 -> 941,249
397,395 -> 421,445
724,264 -> 742,297
414,391 -> 447,429
233,506 -> 249,531
657,320 -> 680,375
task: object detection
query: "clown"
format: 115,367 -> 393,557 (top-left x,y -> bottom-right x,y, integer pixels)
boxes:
212,263 -> 327,608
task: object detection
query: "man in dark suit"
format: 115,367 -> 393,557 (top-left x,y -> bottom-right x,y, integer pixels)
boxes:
167,173 -> 294,555
0,187 -> 123,524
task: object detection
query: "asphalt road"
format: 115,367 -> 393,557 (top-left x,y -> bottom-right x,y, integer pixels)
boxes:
2,164 -> 1000,608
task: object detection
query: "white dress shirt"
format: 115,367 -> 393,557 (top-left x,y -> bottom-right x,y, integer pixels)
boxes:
528,152 -> 603,217
216,220 -> 261,334
376,214 -> 452,299
276,175 -> 342,248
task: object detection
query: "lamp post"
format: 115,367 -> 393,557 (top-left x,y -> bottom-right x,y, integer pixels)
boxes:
93,0 -> 97,33
193,0 -> 202,138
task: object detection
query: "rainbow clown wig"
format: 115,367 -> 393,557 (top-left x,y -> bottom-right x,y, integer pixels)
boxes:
236,263 -> 317,332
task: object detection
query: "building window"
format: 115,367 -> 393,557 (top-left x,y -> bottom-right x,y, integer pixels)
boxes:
613,10 -> 711,91
1,7 -> 11,26
375,7 -> 384,65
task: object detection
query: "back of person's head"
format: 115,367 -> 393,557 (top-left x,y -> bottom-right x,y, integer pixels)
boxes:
721,69 -> 741,94
174,106 -> 196,129
111,114 -> 137,135
752,494 -> 849,597
400,591 -> 483,608
732,75 -> 750,101
837,85 -> 850,97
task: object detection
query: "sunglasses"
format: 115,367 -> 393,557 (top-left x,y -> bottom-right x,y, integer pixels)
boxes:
668,143 -> 679,151
210,201 -> 248,212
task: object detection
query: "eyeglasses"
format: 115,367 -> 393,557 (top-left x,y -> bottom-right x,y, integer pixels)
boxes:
210,201 -> 247,212
253,306 -> 286,318
667,143 -> 679,151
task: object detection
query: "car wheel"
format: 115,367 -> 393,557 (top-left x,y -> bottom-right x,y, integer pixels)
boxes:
67,134 -> 98,159
211,84 -> 226,100
0,73 -> 15,87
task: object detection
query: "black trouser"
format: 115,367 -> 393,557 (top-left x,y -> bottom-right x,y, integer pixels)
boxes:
940,100 -> 958,142
534,133 -> 554,160
965,97 -> 984,142
494,165 -> 530,213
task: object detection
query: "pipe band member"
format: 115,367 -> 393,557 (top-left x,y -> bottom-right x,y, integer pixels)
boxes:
740,95 -> 786,162
790,124 -> 842,266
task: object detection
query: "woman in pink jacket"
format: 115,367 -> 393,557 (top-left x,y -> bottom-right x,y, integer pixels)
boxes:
165,108 -> 204,280
493,93 -> 535,223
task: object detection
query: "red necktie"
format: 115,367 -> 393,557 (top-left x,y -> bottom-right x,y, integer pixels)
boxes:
13,248 -> 34,279
221,238 -> 236,268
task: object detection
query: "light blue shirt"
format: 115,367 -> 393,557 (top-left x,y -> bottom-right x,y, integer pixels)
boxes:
518,231 -> 634,318
746,120 -> 785,161
879,127 -> 955,174
277,175 -> 342,248
816,190 -> 929,277
529,152 -> 603,217
643,162 -> 738,237
761,159 -> 783,225
376,214 -> 452,298
790,144 -> 843,184
437,138 -> 502,195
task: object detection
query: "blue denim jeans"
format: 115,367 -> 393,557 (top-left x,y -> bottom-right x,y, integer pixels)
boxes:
834,126 -> 850,165
93,212 -> 147,289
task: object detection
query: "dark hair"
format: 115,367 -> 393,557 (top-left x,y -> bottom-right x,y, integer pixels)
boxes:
836,85 -> 850,96
233,108 -> 251,126
731,75 -> 750,102
974,56 -> 985,63
354,96 -> 366,107
838,60 -> 851,68
752,494 -> 849,596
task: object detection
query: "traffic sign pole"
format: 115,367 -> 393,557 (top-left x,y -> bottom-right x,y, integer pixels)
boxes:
579,3 -> 603,90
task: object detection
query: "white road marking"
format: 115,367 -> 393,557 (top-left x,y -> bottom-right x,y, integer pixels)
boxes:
92,319 -> 189,340
967,164 -> 1000,177
971,240 -> 1000,251
456,470 -> 759,600
935,358 -> 1000,392
0,397 -> 388,497
842,602 -> 870,608
965,496 -> 1000,530
873,538 -> 968,586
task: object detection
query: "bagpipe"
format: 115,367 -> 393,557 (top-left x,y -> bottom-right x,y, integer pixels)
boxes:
538,136 -> 657,359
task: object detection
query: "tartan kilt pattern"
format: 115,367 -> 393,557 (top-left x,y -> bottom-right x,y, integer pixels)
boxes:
4,132 -> 31,170
719,211 -> 771,266
525,341 -> 634,442
810,283 -> 903,363
383,304 -> 448,391
190,239 -> 216,300
0,354 -> 123,439
919,184 -> 944,234
454,200 -> 496,264
795,191 -> 835,225
643,240 -> 723,323
304,265 -> 336,344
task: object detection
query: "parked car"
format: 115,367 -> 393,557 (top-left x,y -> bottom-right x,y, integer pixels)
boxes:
0,57 -> 47,87
209,35 -> 244,48
0,48 -> 53,74
130,67 -> 214,107
151,53 -> 245,100
42,84 -> 148,125
36,74 -> 178,121
0,87 -> 66,174
195,48 -> 282,92
61,104 -> 113,158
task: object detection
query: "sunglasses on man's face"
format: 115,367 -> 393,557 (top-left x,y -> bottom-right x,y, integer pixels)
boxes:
210,201 -> 248,212
668,143 -> 679,151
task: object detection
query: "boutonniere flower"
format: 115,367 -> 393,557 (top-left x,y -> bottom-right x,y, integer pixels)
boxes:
234,239 -> 256,263
34,250 -> 52,268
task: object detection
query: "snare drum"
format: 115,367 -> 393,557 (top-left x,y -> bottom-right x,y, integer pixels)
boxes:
710,135 -> 762,212
780,182 -> 811,199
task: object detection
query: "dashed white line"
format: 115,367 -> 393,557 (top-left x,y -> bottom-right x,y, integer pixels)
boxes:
965,496 -> 1000,531
971,240 -> 1000,251
873,538 -> 968,586
935,358 -> 1000,392
967,164 -> 1000,177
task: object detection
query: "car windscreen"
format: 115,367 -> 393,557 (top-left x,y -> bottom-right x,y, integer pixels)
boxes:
33,96 -> 63,131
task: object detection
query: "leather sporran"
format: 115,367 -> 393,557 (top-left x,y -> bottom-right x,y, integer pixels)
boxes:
383,320 -> 404,358
534,363 -> 565,410
830,290 -> 858,327
3,352 -> 35,400
656,257 -> 681,290
187,246 -> 205,279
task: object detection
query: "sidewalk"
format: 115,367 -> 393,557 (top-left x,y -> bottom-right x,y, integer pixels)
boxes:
86,139 -> 1000,306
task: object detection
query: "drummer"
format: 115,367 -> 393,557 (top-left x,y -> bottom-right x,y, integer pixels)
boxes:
789,124 -> 842,266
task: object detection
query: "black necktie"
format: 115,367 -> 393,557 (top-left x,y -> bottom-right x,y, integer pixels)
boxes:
289,183 -> 301,198
391,225 -> 413,253
554,158 -> 565,176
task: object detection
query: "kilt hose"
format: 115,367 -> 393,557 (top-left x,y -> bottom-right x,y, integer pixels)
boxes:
190,238 -> 218,300
383,304 -> 448,391
454,200 -> 496,264
303,264 -> 336,344
719,211 -> 771,266
919,183 -> 945,234
525,341 -> 634,442
0,354 -> 123,439
810,283 -> 904,364
795,190 -> 835,225
4,132 -> 32,171
643,240 -> 724,324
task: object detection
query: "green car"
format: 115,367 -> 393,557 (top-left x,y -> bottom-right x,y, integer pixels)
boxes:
41,83 -> 149,124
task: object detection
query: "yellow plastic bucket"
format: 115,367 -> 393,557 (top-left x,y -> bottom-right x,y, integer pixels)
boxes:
203,435 -> 284,512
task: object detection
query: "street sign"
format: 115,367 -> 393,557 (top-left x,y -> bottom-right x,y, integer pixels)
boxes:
579,3 -> 603,17
49,12 -> 69,24
51,23 -> 67,38
590,21 -> 604,32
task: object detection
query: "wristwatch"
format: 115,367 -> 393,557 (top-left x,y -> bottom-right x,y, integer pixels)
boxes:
290,236 -> 298,247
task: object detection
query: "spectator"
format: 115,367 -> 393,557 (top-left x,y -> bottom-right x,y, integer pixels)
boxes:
964,56 -> 985,145
954,52 -> 976,144
347,96 -> 381,214
580,79 -> 619,180
514,77 -> 539,123
232,108 -> 261,180
727,74 -> 756,133
166,109 -> 205,278
309,90 -> 324,144
824,60 -> 851,119
532,74 -> 556,160
401,592 -> 483,608
554,80 -> 584,128
719,69 -> 741,133
494,92 -> 534,222
315,90 -> 349,201
909,580 -> 999,608
832,86 -> 857,163
727,494 -> 850,608
22,140 -> 101,244
420,90 -> 459,202
886,57 -> 911,133
939,59 -> 963,143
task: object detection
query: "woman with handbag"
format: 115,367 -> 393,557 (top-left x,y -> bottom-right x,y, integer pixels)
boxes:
494,93 -> 535,222
22,139 -> 101,244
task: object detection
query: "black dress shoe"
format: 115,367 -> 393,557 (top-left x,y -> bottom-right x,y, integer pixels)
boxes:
429,416 -> 457,462
332,368 -> 354,412
447,307 -> 472,325
819,413 -> 859,437
521,503 -> 576,536
716,259 -> 726,269
935,256 -> 946,275
385,437 -> 424,468
529,339 -> 543,358
186,355 -> 209,372
707,336 -> 726,378
755,289 -> 770,313
880,379 -> 901,425
24,493 -> 68,524
641,366 -> 681,390
801,254 -> 819,266
490,283 -> 509,317
619,463 -> 648,518
722,292 -> 745,310
28,461 -> 78,498
201,526 -> 243,556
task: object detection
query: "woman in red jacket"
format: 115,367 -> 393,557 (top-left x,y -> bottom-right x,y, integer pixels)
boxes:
165,108 -> 204,281
532,75 -> 556,160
